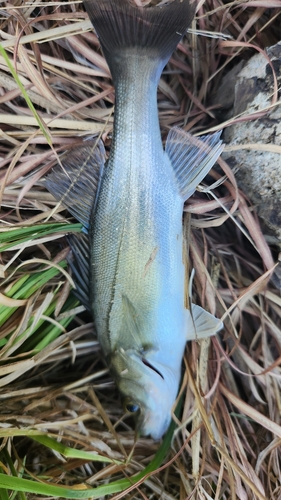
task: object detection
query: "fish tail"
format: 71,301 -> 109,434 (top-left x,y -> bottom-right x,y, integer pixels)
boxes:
84,0 -> 196,74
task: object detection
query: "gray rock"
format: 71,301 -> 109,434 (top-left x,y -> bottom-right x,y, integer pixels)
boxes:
217,42 -> 281,246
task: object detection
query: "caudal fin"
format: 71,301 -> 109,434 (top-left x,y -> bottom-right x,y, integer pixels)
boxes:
84,0 -> 196,69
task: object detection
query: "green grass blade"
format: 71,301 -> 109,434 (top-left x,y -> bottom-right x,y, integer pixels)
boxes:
0,262 -> 68,328
0,474 -> 94,499
0,45 -> 52,145
0,478 -> 9,500
31,436 -> 122,465
0,471 -> 134,499
0,223 -> 82,252
1,274 -> 30,299
1,449 -> 26,500
15,295 -> 78,353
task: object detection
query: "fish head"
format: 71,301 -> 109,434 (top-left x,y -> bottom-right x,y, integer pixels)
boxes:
109,347 -> 180,440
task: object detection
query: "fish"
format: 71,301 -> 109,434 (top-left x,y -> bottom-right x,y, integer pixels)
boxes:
45,0 -> 224,440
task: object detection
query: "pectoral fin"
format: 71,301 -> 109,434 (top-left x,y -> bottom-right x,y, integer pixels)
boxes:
45,139 -> 106,230
166,128 -> 224,201
119,295 -> 143,350
186,304 -> 223,341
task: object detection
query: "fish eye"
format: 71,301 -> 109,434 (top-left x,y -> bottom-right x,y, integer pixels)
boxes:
123,398 -> 140,414
126,403 -> 139,413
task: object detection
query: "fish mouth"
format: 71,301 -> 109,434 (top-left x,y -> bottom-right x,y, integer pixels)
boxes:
140,408 -> 171,440
141,358 -> 164,380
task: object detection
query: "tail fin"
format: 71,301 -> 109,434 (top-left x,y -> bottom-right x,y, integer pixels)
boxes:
84,0 -> 196,67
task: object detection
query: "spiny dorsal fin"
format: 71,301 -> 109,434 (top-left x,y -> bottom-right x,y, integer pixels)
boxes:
45,139 -> 105,230
166,128 -> 224,201
67,233 -> 91,311
186,304 -> 223,341
83,0 -> 196,68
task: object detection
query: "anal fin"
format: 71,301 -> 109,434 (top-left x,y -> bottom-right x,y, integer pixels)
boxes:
166,127 -> 224,201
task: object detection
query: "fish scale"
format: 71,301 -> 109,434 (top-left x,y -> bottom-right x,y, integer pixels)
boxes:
46,0 -> 224,440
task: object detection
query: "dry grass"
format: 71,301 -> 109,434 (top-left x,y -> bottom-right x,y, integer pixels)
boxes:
0,0 -> 281,498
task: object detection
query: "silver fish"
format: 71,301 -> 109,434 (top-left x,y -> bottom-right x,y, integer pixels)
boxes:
46,0 -> 223,440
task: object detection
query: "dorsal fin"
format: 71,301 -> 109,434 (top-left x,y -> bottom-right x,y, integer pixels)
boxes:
67,233 -> 91,311
45,139 -> 106,230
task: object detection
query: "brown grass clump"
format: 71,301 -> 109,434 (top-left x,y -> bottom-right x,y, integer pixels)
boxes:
1,0 -> 281,498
